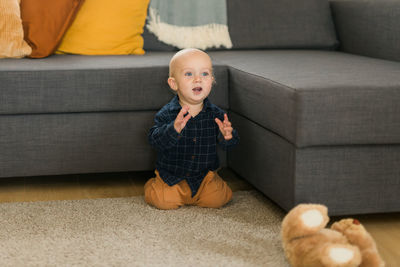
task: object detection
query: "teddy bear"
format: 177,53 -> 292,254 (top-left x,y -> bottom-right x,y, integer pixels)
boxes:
281,204 -> 385,267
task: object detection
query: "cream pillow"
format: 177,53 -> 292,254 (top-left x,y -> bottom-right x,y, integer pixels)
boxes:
57,0 -> 149,55
0,0 -> 32,58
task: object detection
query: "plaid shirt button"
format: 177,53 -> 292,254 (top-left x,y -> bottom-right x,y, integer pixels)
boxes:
191,155 -> 195,160
193,137 -> 196,142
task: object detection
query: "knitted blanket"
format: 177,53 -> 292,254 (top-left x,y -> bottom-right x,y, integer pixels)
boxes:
146,0 -> 232,50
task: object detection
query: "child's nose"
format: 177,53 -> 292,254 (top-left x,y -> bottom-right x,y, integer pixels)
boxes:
194,75 -> 202,82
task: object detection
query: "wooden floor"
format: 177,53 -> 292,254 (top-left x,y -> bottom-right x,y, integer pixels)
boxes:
0,168 -> 399,266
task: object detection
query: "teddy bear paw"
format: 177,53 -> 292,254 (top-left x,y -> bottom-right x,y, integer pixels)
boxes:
282,204 -> 330,241
300,208 -> 325,228
322,244 -> 362,267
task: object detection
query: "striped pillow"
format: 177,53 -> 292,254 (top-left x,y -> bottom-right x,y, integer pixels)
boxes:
0,0 -> 31,58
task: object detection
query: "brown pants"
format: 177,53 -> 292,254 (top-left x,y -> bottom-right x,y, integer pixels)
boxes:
144,170 -> 232,210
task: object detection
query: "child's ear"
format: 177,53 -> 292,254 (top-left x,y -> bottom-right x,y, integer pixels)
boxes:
168,77 -> 178,91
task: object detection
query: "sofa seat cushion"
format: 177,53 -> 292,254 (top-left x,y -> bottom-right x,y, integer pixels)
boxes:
0,53 -> 229,115
210,50 -> 400,147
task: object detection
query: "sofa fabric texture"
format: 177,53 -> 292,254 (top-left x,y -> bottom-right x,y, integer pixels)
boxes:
0,54 -> 229,115
0,112 -> 156,178
331,0 -> 400,62
227,0 -> 338,49
228,111 -> 400,215
210,50 -> 400,147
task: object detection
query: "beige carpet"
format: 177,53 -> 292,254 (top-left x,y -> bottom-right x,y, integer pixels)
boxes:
0,190 -> 289,266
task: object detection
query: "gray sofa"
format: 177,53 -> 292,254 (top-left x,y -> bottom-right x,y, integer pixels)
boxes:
1,0 -> 399,215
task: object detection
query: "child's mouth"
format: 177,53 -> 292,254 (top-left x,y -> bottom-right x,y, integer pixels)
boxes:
192,87 -> 202,94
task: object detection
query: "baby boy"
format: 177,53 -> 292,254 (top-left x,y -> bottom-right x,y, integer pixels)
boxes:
145,48 -> 239,210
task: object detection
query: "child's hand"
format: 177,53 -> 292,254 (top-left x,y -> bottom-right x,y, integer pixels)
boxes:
174,105 -> 191,133
215,114 -> 233,140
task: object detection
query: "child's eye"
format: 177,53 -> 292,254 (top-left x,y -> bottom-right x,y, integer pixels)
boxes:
202,72 -> 209,76
184,72 -> 192,76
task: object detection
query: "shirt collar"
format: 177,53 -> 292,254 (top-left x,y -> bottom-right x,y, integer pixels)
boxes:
169,95 -> 212,112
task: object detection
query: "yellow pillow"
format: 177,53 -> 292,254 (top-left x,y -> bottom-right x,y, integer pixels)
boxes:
57,0 -> 149,55
0,0 -> 32,58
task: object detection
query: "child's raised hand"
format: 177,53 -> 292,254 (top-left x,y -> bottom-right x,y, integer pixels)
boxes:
215,114 -> 233,140
174,105 -> 191,133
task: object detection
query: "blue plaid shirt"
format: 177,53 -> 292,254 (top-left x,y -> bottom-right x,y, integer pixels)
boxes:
148,96 -> 239,196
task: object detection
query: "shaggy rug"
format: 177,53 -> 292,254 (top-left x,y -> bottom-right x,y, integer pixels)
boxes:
0,190 -> 289,266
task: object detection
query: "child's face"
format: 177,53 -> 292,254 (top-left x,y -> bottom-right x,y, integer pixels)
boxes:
168,50 -> 214,106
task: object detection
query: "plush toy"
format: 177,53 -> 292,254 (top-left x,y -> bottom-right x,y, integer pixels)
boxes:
281,204 -> 385,267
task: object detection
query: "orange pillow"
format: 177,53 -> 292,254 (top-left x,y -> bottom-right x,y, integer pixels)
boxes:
56,0 -> 149,55
0,0 -> 31,58
20,0 -> 85,58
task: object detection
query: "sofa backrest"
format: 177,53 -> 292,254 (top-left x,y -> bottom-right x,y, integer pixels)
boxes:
143,0 -> 338,51
331,0 -> 400,62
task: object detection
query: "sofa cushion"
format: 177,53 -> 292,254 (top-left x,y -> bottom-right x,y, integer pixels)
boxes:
20,0 -> 85,58
143,27 -> 177,52
227,0 -> 338,50
0,53 -> 229,115
210,50 -> 400,147
56,0 -> 149,55
0,0 -> 32,58
143,0 -> 338,51
331,0 -> 400,62
0,112 -> 157,177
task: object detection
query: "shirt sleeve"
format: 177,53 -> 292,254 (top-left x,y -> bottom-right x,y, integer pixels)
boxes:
148,111 -> 181,152
218,128 -> 239,150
